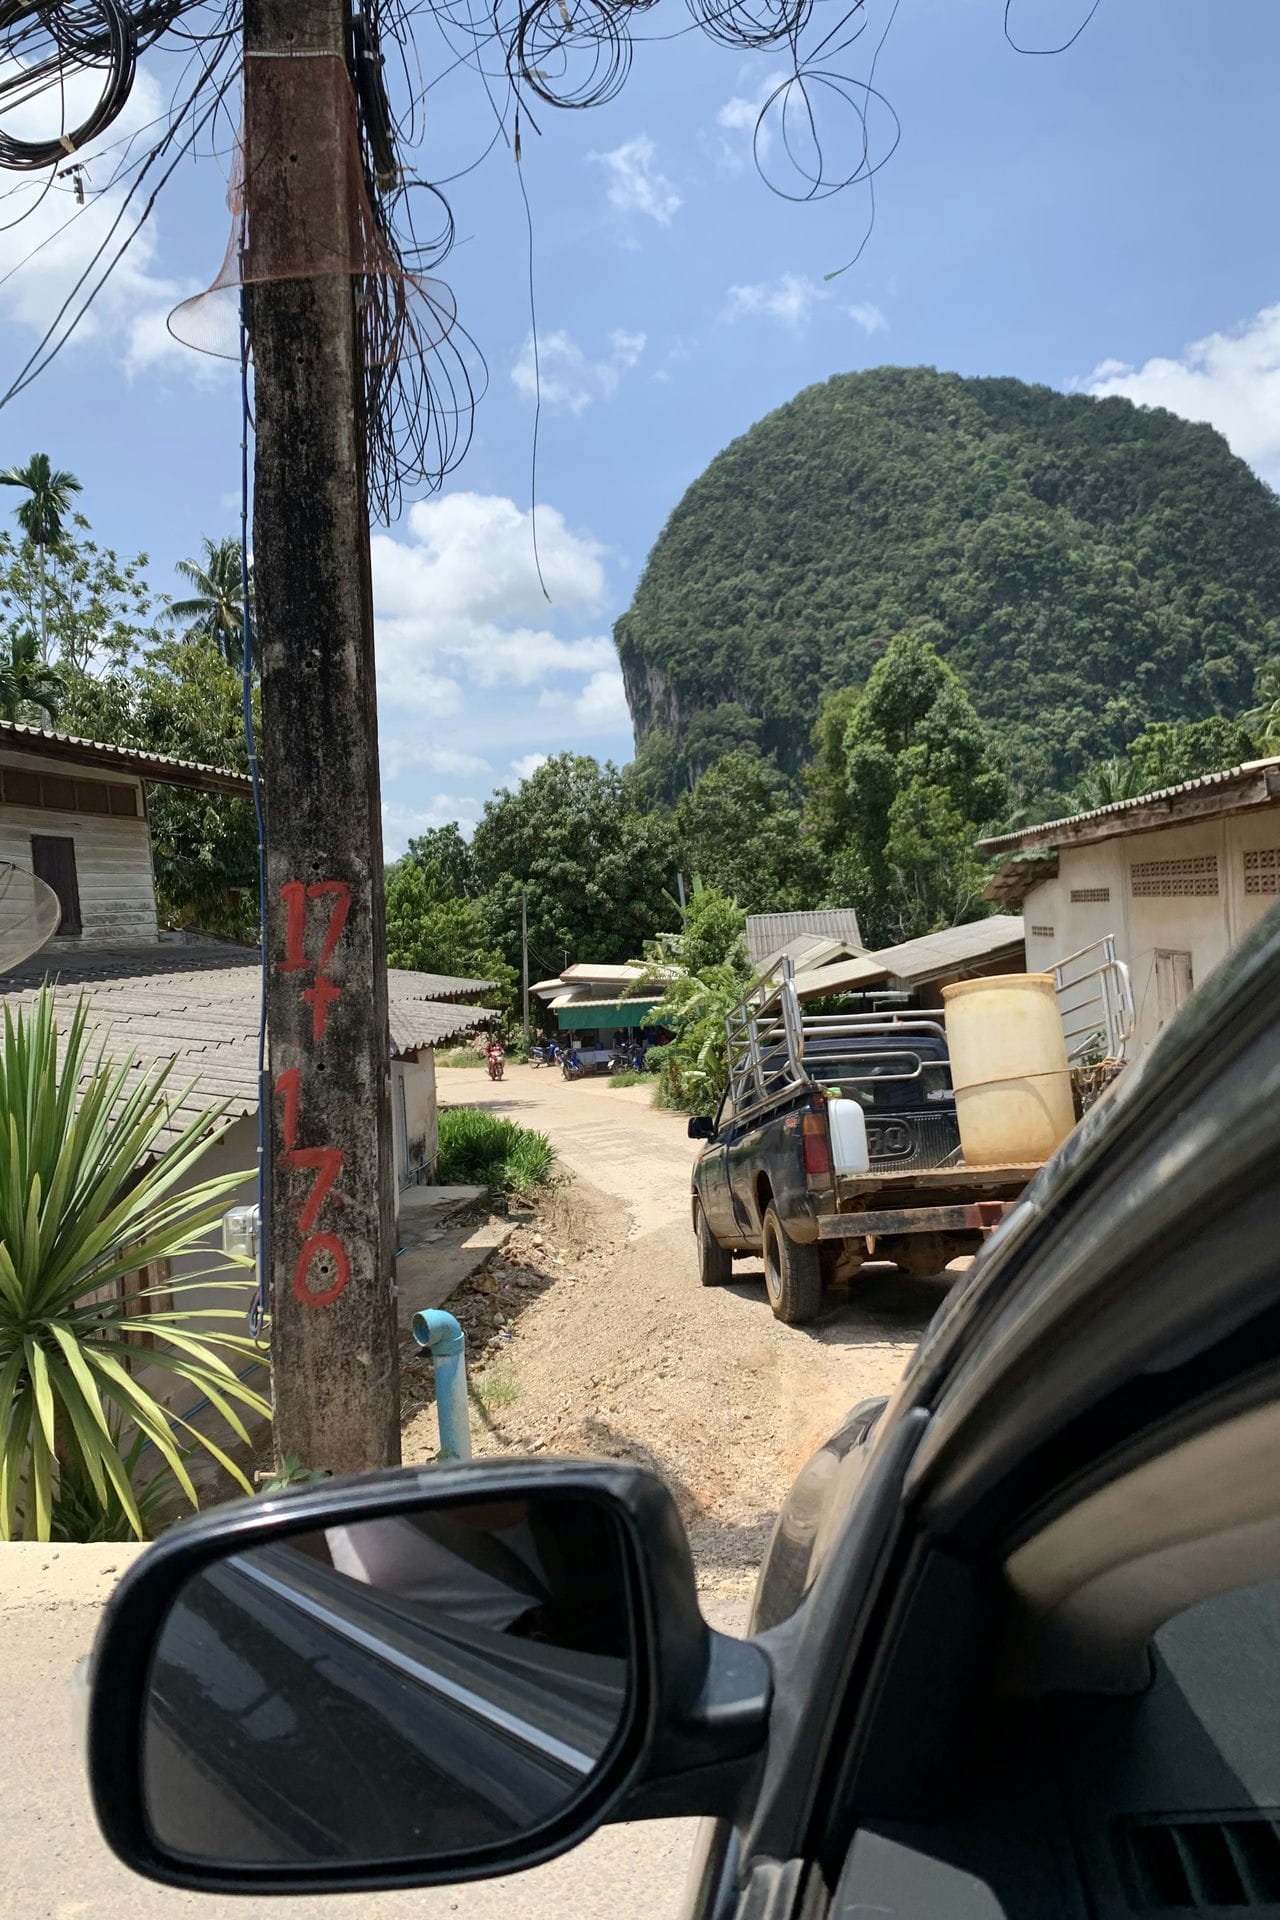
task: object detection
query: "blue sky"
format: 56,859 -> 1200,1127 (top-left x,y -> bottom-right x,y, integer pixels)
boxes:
1,1 -> 1277,853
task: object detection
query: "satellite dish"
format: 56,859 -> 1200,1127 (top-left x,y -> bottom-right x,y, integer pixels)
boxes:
0,861 -> 62,970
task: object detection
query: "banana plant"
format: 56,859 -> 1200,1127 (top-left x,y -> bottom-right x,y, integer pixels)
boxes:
0,989 -> 271,1542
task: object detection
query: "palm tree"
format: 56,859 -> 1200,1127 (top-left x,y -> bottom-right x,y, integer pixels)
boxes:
1244,659 -> 1280,754
0,454 -> 82,661
171,535 -> 255,672
0,628 -> 68,726
1070,757 -> 1144,811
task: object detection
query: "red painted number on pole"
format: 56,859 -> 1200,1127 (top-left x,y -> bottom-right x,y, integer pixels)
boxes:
292,1232 -> 351,1309
274,880 -> 355,1310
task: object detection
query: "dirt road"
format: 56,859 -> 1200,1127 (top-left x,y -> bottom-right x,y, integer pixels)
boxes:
407,1064 -> 944,1593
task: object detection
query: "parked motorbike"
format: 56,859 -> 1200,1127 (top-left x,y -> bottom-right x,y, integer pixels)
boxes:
561,1049 -> 583,1081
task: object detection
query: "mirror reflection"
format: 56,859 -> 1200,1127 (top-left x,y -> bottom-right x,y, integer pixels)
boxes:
142,1494 -> 636,1869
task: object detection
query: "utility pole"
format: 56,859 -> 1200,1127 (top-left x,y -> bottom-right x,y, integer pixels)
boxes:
243,0 -> 399,1474
521,890 -> 530,1048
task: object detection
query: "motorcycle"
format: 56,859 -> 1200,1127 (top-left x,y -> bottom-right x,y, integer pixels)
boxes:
560,1048 -> 583,1081
486,1048 -> 505,1082
530,1041 -> 559,1069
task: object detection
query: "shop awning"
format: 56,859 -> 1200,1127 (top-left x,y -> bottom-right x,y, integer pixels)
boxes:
554,998 -> 659,1031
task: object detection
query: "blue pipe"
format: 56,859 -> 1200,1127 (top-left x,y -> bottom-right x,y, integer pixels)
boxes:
412,1309 -> 471,1460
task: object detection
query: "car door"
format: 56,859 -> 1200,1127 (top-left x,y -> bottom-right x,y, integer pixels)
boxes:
696,1091 -> 739,1242
690,896 -> 1280,1920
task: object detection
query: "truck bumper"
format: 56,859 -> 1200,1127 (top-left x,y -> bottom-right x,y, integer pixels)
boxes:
816,1200 -> 1015,1239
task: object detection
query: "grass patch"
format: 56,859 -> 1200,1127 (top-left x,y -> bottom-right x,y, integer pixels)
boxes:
438,1048 -> 487,1068
436,1106 -> 557,1197
472,1365 -> 519,1410
608,1067 -> 655,1088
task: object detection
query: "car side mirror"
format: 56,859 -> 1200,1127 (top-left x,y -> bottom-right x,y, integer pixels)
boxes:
86,1459 -> 771,1896
687,1116 -> 714,1140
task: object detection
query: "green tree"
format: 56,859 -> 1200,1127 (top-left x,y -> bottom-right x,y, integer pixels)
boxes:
1125,715 -> 1257,792
402,823 -> 476,900
1,628 -> 67,724
1244,658 -> 1280,752
839,629 -> 1008,943
675,750 -> 822,914
805,683 -> 863,852
1070,757 -> 1144,811
471,753 -> 680,976
0,453 -> 81,660
0,518 -> 163,676
677,882 -> 747,975
384,858 -> 515,1013
171,535 -> 255,672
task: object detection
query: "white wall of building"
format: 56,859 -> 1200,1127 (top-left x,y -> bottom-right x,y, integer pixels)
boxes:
391,1050 -> 438,1187
1022,807 -> 1280,1058
0,750 -> 156,945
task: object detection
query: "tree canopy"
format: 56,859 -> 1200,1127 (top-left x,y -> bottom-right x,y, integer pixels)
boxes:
615,366 -> 1280,803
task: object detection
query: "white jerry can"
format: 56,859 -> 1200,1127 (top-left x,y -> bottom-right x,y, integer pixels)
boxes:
826,1096 -> 870,1177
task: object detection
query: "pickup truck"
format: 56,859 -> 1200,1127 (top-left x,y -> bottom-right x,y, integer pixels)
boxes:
687,965 -> 1044,1323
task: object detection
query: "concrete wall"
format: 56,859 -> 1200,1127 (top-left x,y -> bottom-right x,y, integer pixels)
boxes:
391,1050 -> 439,1188
0,750 -> 156,946
1022,806 -> 1280,1058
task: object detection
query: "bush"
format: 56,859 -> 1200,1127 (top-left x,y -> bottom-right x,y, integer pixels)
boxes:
435,1107 -> 556,1197
437,1048 -> 487,1068
608,1067 -> 654,1088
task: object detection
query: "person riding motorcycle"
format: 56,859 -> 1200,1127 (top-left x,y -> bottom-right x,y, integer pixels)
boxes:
485,1036 -> 506,1081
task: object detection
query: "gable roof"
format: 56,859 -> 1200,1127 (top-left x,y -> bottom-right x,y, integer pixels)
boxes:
0,721 -> 252,797
0,943 -> 493,1144
979,758 -> 1280,859
791,915 -> 1026,999
745,909 -> 862,967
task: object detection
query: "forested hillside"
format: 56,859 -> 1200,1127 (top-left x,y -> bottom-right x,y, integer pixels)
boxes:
615,366 -> 1280,800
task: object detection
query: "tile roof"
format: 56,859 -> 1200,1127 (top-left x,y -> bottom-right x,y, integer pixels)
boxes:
978,757 -> 1280,857
0,720 -> 252,797
0,943 -> 493,1144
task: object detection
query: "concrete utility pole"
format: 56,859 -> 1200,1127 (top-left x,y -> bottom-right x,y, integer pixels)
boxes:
243,0 -> 400,1473
521,889 -> 530,1047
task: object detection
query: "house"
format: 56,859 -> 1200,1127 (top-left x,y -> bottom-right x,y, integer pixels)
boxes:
0,722 -> 494,1455
529,962 -> 664,1064
980,756 -> 1280,1059
744,908 -> 864,972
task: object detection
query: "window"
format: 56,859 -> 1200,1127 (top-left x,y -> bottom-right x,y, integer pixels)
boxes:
1155,950 -> 1194,1029
30,834 -> 81,936
1131,854 -> 1219,898
0,766 -> 139,816
1243,847 -> 1280,896
1030,925 -> 1055,939
1070,886 -> 1110,903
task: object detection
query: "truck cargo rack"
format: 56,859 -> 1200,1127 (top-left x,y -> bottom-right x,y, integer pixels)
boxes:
1050,934 -> 1135,1065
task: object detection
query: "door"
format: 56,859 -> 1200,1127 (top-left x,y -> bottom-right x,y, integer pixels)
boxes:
1154,948 -> 1193,1029
697,1093 -> 738,1241
30,834 -> 81,936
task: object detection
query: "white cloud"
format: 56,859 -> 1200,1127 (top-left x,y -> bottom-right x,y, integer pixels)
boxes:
725,273 -> 826,330
0,65 -> 215,382
510,753 -> 550,782
510,327 -> 646,414
573,669 -> 631,732
383,798 -> 481,856
848,301 -> 887,334
1079,305 -> 1280,488
372,492 -> 614,708
382,740 -> 491,780
592,136 -> 681,225
715,71 -> 789,169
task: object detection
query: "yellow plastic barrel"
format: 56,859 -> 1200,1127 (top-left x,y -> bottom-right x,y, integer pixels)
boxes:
941,973 -> 1074,1167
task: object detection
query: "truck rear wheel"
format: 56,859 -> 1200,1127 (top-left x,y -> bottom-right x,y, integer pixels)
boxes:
762,1205 -> 822,1325
695,1203 -> 734,1287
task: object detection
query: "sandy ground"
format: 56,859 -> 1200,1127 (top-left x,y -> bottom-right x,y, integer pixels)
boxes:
416,1064 -> 942,1593
0,1066 -> 941,1918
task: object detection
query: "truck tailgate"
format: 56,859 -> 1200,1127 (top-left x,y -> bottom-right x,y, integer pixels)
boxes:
819,1162 -> 1043,1241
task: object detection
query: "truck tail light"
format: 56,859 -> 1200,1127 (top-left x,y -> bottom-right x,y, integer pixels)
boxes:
802,1110 -> 831,1177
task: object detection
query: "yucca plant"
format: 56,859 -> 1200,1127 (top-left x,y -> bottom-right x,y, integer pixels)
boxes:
0,989 -> 271,1542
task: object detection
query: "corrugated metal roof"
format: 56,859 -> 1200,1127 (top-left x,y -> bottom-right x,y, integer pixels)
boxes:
746,909 -> 862,965
791,915 -> 1026,999
559,963 -> 646,985
0,944 -> 492,1144
979,757 -> 1280,857
0,721 -> 253,797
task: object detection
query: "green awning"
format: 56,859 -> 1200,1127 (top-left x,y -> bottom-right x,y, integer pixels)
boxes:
555,1000 -> 658,1031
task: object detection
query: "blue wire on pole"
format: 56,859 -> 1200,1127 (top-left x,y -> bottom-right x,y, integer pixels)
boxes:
239,299 -> 270,1340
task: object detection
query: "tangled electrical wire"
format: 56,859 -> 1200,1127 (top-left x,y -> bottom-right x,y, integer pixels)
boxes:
0,0 -> 1107,518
